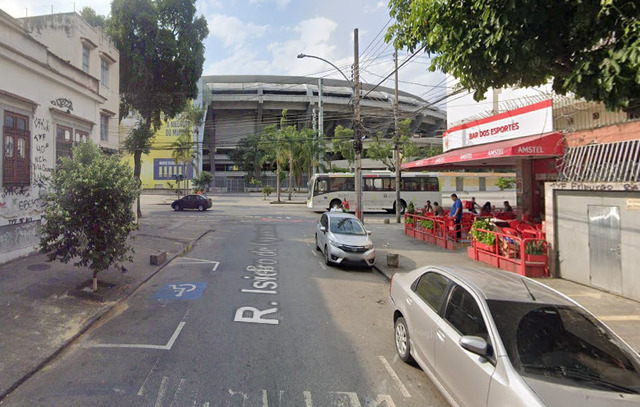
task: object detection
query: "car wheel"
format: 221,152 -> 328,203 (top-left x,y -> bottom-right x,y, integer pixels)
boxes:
395,317 -> 414,363
329,199 -> 342,211
315,234 -> 321,251
174,204 -> 182,211
198,204 -> 205,211
325,246 -> 333,266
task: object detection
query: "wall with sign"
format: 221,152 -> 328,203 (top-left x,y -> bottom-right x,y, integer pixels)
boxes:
545,182 -> 640,301
121,117 -> 193,189
443,100 -> 554,152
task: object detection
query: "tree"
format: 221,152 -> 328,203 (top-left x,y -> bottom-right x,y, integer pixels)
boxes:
193,171 -> 213,192
386,0 -> 640,111
260,111 -> 295,202
39,142 -> 139,292
229,133 -> 266,180
79,6 -> 107,28
366,119 -> 419,171
110,0 -> 208,217
496,177 -> 516,191
171,104 -> 204,194
332,125 -> 355,169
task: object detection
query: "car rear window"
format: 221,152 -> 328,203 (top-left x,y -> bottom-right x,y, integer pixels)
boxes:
414,272 -> 450,312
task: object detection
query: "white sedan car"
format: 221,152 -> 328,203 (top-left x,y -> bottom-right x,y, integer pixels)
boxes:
390,265 -> 640,407
315,212 -> 375,268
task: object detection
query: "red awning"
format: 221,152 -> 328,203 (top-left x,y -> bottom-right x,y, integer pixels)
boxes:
402,132 -> 564,171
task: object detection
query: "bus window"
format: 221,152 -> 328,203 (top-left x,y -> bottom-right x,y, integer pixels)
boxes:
365,178 -> 384,191
422,177 -> 440,191
331,177 -> 346,191
315,178 -> 329,196
401,178 -> 420,191
382,178 -> 395,191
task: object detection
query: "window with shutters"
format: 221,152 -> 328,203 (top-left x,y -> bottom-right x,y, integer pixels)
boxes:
56,125 -> 73,161
3,111 -> 30,186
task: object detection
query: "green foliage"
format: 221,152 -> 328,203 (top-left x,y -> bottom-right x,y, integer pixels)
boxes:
193,171 -> 213,192
248,177 -> 262,187
229,133 -> 265,180
525,240 -> 546,255
109,0 -> 208,215
332,125 -> 355,167
330,165 -> 350,173
79,6 -> 107,28
386,0 -> 640,111
405,216 -> 415,225
262,186 -> 274,200
39,142 -> 140,277
496,177 -> 516,191
407,201 -> 415,214
469,219 -> 496,246
420,219 -> 434,230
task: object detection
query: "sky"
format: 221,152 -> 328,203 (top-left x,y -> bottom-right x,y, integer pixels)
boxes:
2,0 -> 447,107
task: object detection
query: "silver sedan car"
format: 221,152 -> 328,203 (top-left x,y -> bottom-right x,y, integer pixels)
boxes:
315,212 -> 375,267
390,265 -> 640,407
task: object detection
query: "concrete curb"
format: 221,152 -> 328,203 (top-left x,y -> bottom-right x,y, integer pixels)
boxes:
269,201 -> 307,205
0,229 -> 212,402
373,264 -> 393,282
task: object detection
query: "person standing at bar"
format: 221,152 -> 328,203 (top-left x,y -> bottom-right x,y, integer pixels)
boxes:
450,194 -> 463,239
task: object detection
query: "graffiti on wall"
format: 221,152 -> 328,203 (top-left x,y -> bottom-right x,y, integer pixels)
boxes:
0,221 -> 40,254
50,98 -> 73,112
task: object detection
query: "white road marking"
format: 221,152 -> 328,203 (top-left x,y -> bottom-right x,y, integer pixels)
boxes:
331,392 -> 362,407
599,315 -> 640,321
318,261 -> 326,270
369,394 -> 397,407
262,389 -> 268,407
137,357 -> 160,395
311,250 -> 318,257
379,355 -> 412,398
85,311 -> 189,350
303,391 -> 313,407
169,378 -> 187,407
203,403 -> 210,407
177,257 -> 219,263
154,376 -> 169,407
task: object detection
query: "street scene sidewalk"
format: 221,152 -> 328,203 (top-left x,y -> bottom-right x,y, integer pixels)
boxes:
369,220 -> 640,352
0,195 -> 211,400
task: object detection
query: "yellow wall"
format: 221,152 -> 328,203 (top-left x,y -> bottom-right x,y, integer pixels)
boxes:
121,118 -> 191,189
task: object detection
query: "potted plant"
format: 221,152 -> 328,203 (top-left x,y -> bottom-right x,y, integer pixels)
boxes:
469,219 -> 496,252
525,240 -> 547,263
420,219 -> 434,230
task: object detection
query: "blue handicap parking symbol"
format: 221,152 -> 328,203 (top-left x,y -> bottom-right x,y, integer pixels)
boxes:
154,282 -> 207,300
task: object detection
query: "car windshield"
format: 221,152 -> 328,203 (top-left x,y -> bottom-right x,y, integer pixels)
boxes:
488,300 -> 640,394
329,217 -> 366,236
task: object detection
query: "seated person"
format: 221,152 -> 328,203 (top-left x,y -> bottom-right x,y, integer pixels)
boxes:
424,200 -> 433,213
481,201 -> 492,216
503,200 -> 514,212
433,202 -> 445,216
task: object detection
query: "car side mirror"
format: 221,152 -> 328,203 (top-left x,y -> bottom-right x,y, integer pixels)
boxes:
320,226 -> 327,233
367,230 -> 372,236
460,336 -> 489,357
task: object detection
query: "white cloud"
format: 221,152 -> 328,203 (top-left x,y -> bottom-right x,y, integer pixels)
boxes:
248,0 -> 292,10
208,14 -> 270,50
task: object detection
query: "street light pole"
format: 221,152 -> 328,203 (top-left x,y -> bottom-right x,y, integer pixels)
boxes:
353,28 -> 363,222
297,31 -> 364,222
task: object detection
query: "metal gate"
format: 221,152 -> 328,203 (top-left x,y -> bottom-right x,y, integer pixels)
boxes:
588,205 -> 622,294
226,178 -> 245,192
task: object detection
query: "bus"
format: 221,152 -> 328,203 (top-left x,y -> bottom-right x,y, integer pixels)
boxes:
307,172 -> 441,213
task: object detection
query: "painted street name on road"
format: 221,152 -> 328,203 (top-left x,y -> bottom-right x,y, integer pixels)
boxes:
234,224 -> 281,325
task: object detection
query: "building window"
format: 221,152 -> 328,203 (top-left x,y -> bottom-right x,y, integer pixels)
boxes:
76,130 -> 88,144
56,125 -> 73,161
101,59 -> 109,87
82,45 -> 90,73
3,111 -> 30,186
100,115 -> 108,141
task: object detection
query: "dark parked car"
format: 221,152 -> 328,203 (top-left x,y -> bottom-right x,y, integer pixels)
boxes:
171,195 -> 212,211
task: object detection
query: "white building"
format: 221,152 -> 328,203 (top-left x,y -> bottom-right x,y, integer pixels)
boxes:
0,9 -> 119,263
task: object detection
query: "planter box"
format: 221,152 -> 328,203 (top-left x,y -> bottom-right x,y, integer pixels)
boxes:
475,241 -> 496,253
524,265 -> 547,278
477,250 -> 499,268
467,246 -> 476,259
524,254 -> 547,264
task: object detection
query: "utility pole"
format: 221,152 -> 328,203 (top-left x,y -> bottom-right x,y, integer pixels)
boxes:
318,78 -> 324,173
394,48 -> 402,223
353,28 -> 363,222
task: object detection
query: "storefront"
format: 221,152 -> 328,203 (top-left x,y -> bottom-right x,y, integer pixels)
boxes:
403,100 -> 563,221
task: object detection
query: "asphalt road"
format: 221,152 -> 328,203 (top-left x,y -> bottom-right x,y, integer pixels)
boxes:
3,195 -> 448,407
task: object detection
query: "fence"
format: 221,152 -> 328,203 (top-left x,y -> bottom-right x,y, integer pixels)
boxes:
404,212 -> 475,250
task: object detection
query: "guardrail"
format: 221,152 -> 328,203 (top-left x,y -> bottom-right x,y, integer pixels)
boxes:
404,212 -> 474,250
